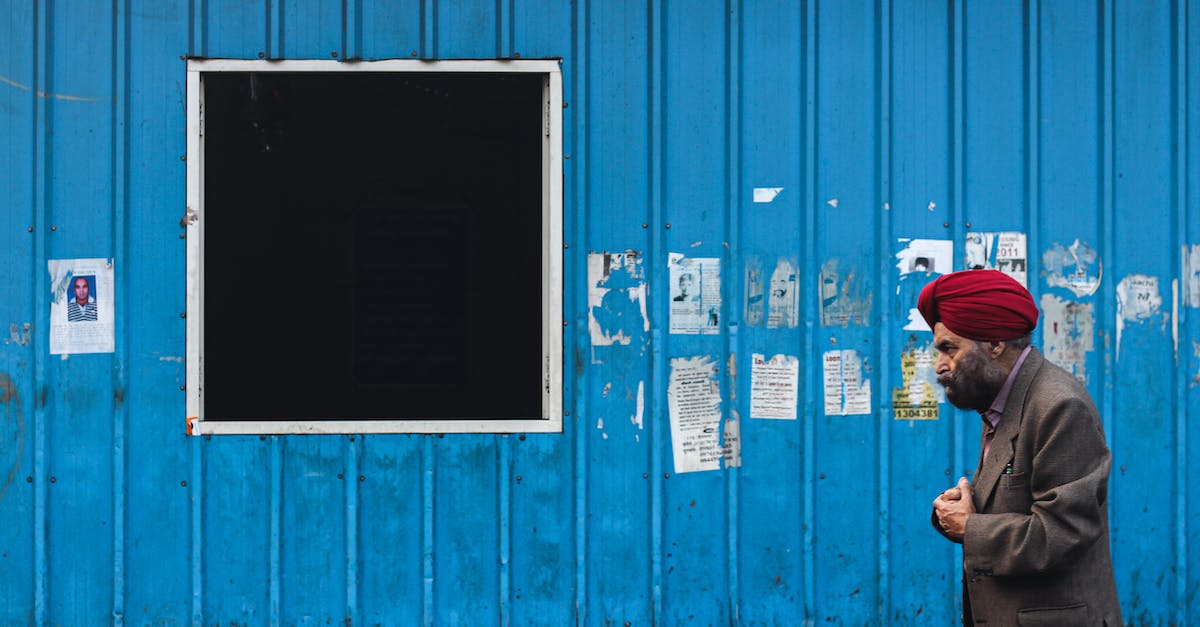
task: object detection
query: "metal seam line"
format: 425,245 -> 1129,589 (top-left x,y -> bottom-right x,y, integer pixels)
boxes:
801,0 -> 818,619
1172,0 -> 1189,620
498,436 -> 512,624
111,0 -> 131,623
875,0 -> 893,621
950,0 -> 968,608
345,436 -> 360,624
32,0 -> 50,622
421,436 -> 434,626
724,0 -> 742,619
269,438 -> 282,624
571,0 -> 588,620
649,0 -> 666,622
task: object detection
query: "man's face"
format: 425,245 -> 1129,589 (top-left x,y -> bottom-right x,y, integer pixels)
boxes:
933,323 -> 1007,411
73,278 -> 89,304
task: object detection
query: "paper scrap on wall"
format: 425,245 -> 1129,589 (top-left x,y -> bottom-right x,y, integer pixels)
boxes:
819,258 -> 872,327
745,257 -> 764,327
896,239 -> 952,332
48,258 -> 115,355
1116,274 -> 1166,361
767,258 -> 799,329
1182,245 -> 1200,308
668,356 -> 724,473
823,349 -> 871,416
1043,239 -> 1102,297
891,342 -> 942,420
587,251 -> 648,355
964,231 -> 1027,286
750,353 -> 799,419
1040,294 -> 1094,383
669,254 -> 721,335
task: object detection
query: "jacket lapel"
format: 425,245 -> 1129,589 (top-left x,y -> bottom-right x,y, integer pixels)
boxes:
972,349 -> 1044,512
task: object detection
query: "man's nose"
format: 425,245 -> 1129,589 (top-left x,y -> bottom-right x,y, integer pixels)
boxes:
935,354 -> 950,374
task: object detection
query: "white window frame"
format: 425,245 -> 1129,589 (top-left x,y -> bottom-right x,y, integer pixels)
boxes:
185,59 -> 563,435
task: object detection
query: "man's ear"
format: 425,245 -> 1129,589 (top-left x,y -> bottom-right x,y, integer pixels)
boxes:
989,341 -> 1004,357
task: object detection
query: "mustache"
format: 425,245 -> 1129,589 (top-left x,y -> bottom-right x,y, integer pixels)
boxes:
937,372 -> 955,387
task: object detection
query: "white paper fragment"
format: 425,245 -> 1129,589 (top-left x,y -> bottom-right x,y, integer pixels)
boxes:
902,308 -> 933,332
750,353 -> 799,420
48,258 -> 116,355
1043,239 -> 1102,297
927,201 -> 936,211
822,350 -> 872,416
753,187 -> 784,203
827,198 -> 839,208
891,343 -> 943,420
1040,294 -> 1094,384
895,238 -> 953,277
884,202 -> 891,210
633,380 -> 645,430
668,356 -> 724,473
669,254 -> 721,335
1182,245 -> 1200,308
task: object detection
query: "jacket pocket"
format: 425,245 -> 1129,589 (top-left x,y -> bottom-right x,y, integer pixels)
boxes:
1000,471 -> 1027,489
1017,602 -> 1088,626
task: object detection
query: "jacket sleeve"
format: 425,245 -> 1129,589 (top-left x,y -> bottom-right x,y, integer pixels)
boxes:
962,394 -> 1111,576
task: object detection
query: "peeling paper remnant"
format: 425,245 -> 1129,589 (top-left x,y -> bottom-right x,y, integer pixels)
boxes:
587,251 -> 648,360
668,356 -> 724,473
745,257 -> 765,327
767,258 -> 799,329
1043,239 -> 1101,297
891,342 -> 942,420
1115,274 -> 1166,361
823,349 -> 871,416
1182,245 -> 1200,308
722,412 -> 742,468
819,258 -> 872,328
895,238 -> 953,277
1041,294 -> 1094,383
753,187 -> 783,203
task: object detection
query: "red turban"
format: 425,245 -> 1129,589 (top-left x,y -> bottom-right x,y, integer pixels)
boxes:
917,270 -> 1038,341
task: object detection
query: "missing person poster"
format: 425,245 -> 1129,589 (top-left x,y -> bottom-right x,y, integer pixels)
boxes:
48,258 -> 115,355
669,253 -> 722,335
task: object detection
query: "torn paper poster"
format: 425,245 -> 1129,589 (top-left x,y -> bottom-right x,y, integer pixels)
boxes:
48,258 -> 115,355
895,238 -> 953,278
745,257 -> 765,327
668,356 -> 724,473
891,342 -> 943,420
669,254 -> 721,335
823,349 -> 872,416
587,251 -> 648,354
753,187 -> 784,203
902,308 -> 932,332
767,258 -> 799,329
1041,294 -> 1094,384
1116,274 -> 1167,360
964,231 -> 1028,286
1182,245 -> 1200,308
819,258 -> 872,327
750,353 -> 799,419
723,412 -> 742,467
1192,341 -> 1200,387
1043,239 -> 1102,297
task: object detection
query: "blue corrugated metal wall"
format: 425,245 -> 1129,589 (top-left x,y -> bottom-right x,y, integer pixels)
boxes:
1,0 -> 1198,624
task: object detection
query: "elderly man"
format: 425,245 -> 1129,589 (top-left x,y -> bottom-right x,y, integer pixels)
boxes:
922,270 -> 1121,626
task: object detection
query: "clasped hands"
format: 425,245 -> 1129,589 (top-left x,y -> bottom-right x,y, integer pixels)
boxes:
933,476 -> 975,543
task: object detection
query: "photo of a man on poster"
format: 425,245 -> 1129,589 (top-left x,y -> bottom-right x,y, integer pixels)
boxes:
67,275 -> 98,322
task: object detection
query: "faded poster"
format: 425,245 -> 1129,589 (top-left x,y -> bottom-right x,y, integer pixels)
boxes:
1182,244 -> 1200,308
964,231 -> 1028,286
750,353 -> 799,419
767,258 -> 799,329
1040,294 -> 1094,383
670,254 -> 721,335
822,349 -> 871,416
1116,274 -> 1166,361
897,239 -> 953,332
745,256 -> 764,327
891,343 -> 943,420
1043,239 -> 1102,297
668,356 -> 724,473
48,258 -> 115,355
587,251 -> 647,351
819,258 -> 872,327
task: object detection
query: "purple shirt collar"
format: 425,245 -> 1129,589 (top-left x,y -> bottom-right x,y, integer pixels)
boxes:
981,345 -> 1033,428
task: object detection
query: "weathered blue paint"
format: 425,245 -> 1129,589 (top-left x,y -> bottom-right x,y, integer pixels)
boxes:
2,0 -> 1200,624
